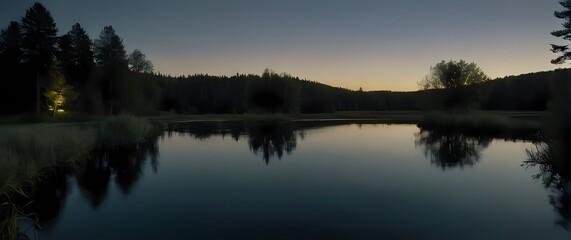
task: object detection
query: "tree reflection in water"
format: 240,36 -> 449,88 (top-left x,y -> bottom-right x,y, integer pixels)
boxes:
415,128 -> 492,170
247,123 -> 298,164
17,121 -> 567,238
29,167 -> 70,228
29,134 -> 160,228
167,121 -> 304,164
525,140 -> 571,230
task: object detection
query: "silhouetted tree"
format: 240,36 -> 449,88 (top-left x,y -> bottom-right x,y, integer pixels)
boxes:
67,23 -> 94,70
128,49 -> 153,73
550,0 -> 571,140
58,23 -> 95,85
21,3 -> 58,70
94,26 -> 127,115
21,2 -> 58,113
419,60 -> 489,90
56,33 -> 73,73
246,69 -> 301,113
61,23 -> 97,113
93,26 -> 127,69
0,21 -> 23,67
551,0 -> 571,64
0,21 -> 26,114
418,60 -> 489,110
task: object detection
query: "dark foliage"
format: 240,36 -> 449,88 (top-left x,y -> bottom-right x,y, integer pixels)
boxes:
0,21 -> 23,68
0,3 -> 567,116
93,26 -> 127,69
525,138 -> 571,230
20,3 -> 59,113
21,2 -> 58,71
551,0 -> 571,64
0,21 -> 32,114
128,49 -> 153,73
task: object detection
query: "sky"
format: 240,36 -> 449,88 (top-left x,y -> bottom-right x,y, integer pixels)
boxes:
0,0 -> 566,91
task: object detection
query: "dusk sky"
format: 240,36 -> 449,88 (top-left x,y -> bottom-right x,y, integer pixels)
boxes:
0,0 -> 566,91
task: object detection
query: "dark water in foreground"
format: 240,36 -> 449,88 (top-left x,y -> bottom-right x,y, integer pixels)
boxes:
29,121 -> 570,239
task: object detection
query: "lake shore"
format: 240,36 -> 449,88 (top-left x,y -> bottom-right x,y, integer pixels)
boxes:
145,110 -> 543,124
0,110 -> 545,132
0,111 -> 548,238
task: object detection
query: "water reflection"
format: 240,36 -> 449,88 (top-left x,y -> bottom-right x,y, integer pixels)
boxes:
30,134 -> 160,229
525,140 -> 571,230
166,121 -> 306,163
9,122 -> 569,239
415,128 -> 492,170
247,124 -> 299,163
74,153 -> 110,207
29,168 -> 70,226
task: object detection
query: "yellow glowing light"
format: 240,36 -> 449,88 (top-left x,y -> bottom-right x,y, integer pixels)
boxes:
57,109 -> 65,112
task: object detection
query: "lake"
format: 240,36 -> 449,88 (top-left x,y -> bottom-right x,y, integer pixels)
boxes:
26,121 -> 570,239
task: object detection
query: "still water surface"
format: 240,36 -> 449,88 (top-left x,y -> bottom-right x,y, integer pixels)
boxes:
34,122 -> 570,239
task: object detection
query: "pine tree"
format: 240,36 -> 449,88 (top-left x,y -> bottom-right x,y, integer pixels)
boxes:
94,26 -> 128,115
94,26 -> 127,69
550,0 -> 571,139
552,0 -> 571,64
128,49 -> 154,73
57,33 -> 74,73
0,21 -> 23,67
21,2 -> 58,113
0,21 -> 25,114
58,23 -> 94,85
68,23 -> 94,70
21,2 -> 58,71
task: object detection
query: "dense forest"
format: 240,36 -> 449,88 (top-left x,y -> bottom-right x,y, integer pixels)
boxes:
0,3 -> 566,116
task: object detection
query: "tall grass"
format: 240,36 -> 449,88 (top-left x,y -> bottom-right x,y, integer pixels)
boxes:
0,126 -> 97,191
0,114 -> 153,239
98,114 -> 152,146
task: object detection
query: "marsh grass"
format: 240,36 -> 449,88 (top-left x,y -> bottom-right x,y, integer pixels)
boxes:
98,114 -> 152,147
0,115 -> 154,239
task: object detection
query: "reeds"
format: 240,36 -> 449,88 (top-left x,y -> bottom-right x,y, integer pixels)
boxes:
0,115 -> 154,239
97,114 -> 152,146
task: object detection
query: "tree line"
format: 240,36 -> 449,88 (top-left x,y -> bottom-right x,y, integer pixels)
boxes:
0,3 -> 155,116
0,2 -> 565,116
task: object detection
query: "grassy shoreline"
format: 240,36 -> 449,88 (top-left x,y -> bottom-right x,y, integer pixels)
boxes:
0,110 -> 545,123
144,110 -> 543,124
0,111 -> 547,238
0,115 -> 154,239
0,111 -> 545,135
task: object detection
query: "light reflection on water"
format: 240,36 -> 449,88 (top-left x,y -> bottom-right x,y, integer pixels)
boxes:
32,122 -> 570,239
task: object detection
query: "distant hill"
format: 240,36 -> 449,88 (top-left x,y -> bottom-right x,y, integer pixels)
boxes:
367,68 -> 571,111
3,67 -> 567,115
72,67 -> 571,114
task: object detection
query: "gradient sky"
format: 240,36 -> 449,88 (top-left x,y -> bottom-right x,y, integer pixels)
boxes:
0,0 -> 566,91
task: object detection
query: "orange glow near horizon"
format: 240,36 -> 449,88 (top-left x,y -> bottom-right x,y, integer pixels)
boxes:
151,46 -> 560,92
1,0 -> 564,92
